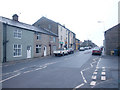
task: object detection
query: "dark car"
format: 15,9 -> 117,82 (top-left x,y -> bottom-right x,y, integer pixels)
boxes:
92,48 -> 102,55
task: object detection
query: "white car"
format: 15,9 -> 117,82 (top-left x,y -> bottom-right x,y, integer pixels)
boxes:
79,47 -> 85,51
53,48 -> 68,56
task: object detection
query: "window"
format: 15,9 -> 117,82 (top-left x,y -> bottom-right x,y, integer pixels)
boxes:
49,36 -> 52,41
53,37 -> 56,42
37,33 -> 41,40
13,44 -> 22,57
36,45 -> 41,53
53,46 -> 56,51
14,29 -> 22,39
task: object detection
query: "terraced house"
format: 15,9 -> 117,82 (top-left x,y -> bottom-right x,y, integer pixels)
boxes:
33,16 -> 76,50
0,14 -> 58,62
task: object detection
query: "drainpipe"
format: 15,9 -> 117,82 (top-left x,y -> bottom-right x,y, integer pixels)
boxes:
3,23 -> 8,62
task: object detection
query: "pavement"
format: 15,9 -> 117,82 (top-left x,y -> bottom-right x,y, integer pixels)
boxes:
92,55 -> 119,88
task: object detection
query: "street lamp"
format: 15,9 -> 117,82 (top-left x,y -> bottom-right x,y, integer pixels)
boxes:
97,21 -> 106,55
97,21 -> 105,32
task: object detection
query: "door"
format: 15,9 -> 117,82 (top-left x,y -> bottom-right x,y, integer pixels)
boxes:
44,46 -> 47,56
27,46 -> 31,58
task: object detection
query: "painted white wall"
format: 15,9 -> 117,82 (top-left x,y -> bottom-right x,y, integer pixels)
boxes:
58,25 -> 69,48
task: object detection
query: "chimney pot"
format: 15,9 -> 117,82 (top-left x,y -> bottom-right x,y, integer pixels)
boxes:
12,14 -> 18,21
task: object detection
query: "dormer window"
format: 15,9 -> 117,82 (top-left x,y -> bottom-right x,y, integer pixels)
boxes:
14,29 -> 22,39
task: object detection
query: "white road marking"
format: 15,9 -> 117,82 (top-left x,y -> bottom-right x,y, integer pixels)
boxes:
74,83 -> 85,89
1,67 -> 26,76
35,68 -> 42,70
96,58 -> 101,67
102,67 -> 105,69
90,81 -> 96,86
0,73 -> 20,83
23,70 -> 35,74
95,69 -> 98,72
74,57 -> 100,89
101,76 -> 106,80
93,72 -> 97,74
80,71 -> 87,83
101,72 -> 106,75
92,75 -> 97,80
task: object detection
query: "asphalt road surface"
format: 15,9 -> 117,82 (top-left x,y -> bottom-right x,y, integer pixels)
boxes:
1,49 -> 118,89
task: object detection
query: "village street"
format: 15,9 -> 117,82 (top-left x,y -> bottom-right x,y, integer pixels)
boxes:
2,49 -> 119,89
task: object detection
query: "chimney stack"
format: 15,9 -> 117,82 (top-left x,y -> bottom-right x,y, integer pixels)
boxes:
12,14 -> 18,21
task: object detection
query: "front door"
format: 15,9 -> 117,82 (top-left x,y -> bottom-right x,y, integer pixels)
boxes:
44,46 -> 47,56
27,46 -> 31,58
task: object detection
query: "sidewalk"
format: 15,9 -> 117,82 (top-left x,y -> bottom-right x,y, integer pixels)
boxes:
95,55 -> 119,88
2,50 -> 80,67
2,55 -> 54,67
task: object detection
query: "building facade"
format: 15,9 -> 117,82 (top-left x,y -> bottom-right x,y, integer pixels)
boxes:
0,21 -> 3,63
33,16 -> 58,35
34,32 -> 58,58
33,16 -> 76,50
0,15 -> 58,62
58,24 -> 69,49
75,39 -> 80,50
104,24 -> 120,55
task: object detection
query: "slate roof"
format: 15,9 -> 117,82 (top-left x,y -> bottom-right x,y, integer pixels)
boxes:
0,16 -> 58,37
33,16 -> 76,35
105,23 -> 120,33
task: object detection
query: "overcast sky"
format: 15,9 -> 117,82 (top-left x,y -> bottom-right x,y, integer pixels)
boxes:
0,0 -> 119,46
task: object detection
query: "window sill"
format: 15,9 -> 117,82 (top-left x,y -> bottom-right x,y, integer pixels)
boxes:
13,55 -> 22,57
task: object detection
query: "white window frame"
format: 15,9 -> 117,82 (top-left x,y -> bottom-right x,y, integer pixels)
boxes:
36,45 -> 41,53
13,44 -> 22,57
13,29 -> 22,39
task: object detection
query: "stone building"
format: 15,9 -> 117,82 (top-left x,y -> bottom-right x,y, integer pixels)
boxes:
104,24 -> 120,55
33,16 -> 76,50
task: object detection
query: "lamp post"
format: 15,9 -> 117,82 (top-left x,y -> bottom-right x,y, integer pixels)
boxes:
97,21 -> 106,55
97,21 -> 105,32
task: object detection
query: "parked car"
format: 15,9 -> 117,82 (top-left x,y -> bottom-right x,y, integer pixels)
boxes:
92,47 -> 102,55
53,48 -> 68,56
67,48 -> 74,54
79,47 -> 85,51
84,47 -> 89,50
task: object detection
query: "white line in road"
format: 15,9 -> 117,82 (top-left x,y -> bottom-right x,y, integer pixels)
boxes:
96,58 -> 101,67
74,83 -> 85,89
1,67 -> 26,77
101,76 -> 106,80
23,70 -> 35,74
90,81 -> 96,86
35,68 -> 42,70
92,75 -> 97,80
93,72 -> 97,75
101,72 -> 106,75
102,67 -> 105,69
95,69 -> 98,72
0,73 -> 21,83
80,71 -> 87,83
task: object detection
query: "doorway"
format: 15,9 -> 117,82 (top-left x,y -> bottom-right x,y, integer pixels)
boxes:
44,46 -> 47,56
27,46 -> 31,58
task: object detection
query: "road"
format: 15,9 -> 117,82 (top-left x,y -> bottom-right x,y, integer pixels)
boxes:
2,49 -> 118,89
